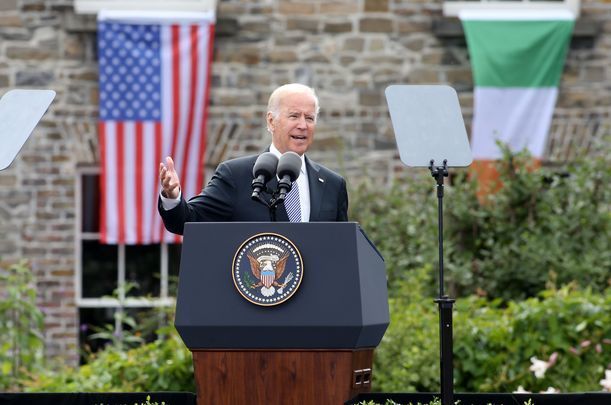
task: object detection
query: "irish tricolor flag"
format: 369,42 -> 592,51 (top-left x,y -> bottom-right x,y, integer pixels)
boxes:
460,10 -> 574,190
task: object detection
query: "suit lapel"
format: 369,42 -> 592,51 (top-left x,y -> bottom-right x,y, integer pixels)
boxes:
306,157 -> 325,221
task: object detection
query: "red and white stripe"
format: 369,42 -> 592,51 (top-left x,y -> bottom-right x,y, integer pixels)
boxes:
99,20 -> 214,244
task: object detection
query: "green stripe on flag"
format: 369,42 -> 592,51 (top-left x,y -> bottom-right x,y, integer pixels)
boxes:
462,20 -> 574,88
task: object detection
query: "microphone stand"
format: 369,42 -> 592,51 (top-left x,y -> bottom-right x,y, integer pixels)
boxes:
429,158 -> 454,405
251,190 -> 278,222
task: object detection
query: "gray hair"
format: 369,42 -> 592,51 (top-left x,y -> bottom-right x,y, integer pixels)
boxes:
266,83 -> 320,120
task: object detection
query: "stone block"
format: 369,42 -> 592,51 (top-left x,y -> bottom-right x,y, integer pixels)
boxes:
0,0 -> 18,11
0,14 -> 23,27
422,49 -> 443,65
340,55 -> 356,65
0,28 -> 32,41
268,50 -> 298,63
445,68 -> 473,87
359,89 -> 383,106
397,19 -> 430,34
407,67 -> 439,83
343,37 -> 365,52
304,54 -> 330,63
365,0 -> 389,12
241,21 -> 273,35
320,2 -> 360,14
278,2 -> 315,14
359,18 -> 394,33
15,70 -> 55,87
0,241 -> 17,255
21,2 -> 46,12
286,19 -> 319,33
324,21 -> 353,33
583,65 -> 606,81
215,45 -> 261,65
368,38 -> 386,52
403,37 -> 425,52
63,34 -> 85,59
7,45 -> 53,60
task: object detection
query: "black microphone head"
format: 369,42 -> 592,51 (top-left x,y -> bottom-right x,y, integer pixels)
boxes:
277,151 -> 302,182
252,152 -> 278,181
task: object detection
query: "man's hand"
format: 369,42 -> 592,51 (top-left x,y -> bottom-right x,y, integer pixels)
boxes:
159,156 -> 181,199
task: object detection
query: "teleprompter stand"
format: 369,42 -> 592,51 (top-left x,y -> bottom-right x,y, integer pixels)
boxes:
386,85 -> 473,405
0,89 -> 55,171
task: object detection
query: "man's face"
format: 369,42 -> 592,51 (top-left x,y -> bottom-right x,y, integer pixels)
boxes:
267,91 -> 317,156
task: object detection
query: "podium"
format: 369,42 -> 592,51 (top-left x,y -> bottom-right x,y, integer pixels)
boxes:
175,222 -> 389,405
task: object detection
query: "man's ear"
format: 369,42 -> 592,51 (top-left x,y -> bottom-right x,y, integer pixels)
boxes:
266,111 -> 275,133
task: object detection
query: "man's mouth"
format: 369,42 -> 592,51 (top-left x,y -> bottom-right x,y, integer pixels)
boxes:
290,135 -> 307,140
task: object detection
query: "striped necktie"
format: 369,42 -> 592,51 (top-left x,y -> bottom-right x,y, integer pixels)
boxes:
284,181 -> 301,222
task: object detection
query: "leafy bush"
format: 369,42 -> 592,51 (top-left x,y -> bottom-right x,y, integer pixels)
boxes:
24,325 -> 194,392
373,267 -> 611,393
455,285 -> 611,393
350,149 -> 610,300
373,266 -> 439,392
0,260 -> 45,391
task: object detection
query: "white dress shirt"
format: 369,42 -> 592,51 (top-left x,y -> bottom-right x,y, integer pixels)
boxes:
269,144 -> 310,222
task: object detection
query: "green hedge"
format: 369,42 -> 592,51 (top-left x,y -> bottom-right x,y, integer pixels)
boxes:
350,149 -> 610,300
0,261 -> 45,392
374,266 -> 611,393
24,326 -> 194,392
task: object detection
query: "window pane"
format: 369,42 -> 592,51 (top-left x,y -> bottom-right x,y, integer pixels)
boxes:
125,244 -> 161,297
82,241 -> 117,298
81,174 -> 100,233
168,243 -> 182,297
126,307 -> 166,342
79,307 -> 115,362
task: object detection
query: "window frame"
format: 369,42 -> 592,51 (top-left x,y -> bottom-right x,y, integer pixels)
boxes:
75,167 -> 176,337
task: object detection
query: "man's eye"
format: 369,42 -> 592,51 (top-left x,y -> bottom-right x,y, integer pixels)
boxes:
306,116 -> 315,122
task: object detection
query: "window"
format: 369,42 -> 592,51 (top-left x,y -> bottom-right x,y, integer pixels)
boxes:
75,167 -> 181,358
443,0 -> 581,18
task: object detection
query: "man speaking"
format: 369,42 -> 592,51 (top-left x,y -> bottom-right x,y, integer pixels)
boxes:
158,83 -> 348,234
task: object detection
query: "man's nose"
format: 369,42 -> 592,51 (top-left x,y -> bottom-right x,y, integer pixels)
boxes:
296,115 -> 307,129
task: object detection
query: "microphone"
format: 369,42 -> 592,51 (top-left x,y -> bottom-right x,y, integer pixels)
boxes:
251,152 -> 278,200
276,151 -> 302,202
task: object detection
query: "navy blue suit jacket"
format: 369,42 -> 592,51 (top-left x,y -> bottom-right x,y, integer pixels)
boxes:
158,154 -> 348,235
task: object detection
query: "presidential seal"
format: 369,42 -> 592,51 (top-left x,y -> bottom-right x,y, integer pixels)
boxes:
232,233 -> 303,306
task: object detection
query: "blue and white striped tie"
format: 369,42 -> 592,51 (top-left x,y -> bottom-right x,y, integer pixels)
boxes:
284,181 -> 301,222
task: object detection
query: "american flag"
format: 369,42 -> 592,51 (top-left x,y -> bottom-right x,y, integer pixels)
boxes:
97,12 -> 215,244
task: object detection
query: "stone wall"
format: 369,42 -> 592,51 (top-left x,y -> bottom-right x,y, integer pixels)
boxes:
0,0 -> 609,364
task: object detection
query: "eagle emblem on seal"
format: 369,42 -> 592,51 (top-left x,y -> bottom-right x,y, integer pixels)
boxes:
232,233 -> 303,306
247,253 -> 294,297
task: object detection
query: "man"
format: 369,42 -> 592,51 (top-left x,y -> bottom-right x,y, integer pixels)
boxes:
158,83 -> 348,234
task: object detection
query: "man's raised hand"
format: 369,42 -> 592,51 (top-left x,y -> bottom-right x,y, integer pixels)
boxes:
159,156 -> 181,199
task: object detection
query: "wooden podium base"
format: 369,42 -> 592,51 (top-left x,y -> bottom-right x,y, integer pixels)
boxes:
192,349 -> 374,405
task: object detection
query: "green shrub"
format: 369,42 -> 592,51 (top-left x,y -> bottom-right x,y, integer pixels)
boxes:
373,268 -> 611,393
0,260 -> 45,391
24,325 -> 195,392
351,149 -> 610,300
373,266 -> 439,392
455,285 -> 611,393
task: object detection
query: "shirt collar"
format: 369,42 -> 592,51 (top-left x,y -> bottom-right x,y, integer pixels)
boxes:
269,144 -> 306,175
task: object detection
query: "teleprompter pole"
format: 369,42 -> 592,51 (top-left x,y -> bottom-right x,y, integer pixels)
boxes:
429,159 -> 455,405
